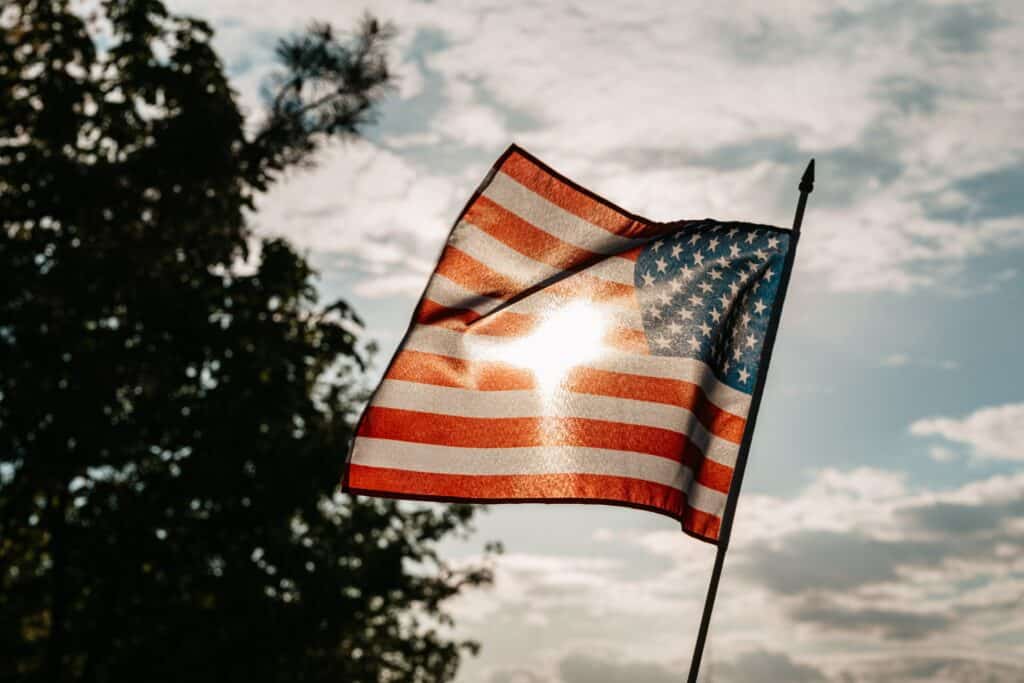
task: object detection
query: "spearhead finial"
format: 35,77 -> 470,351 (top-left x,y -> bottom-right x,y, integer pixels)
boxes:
799,159 -> 815,195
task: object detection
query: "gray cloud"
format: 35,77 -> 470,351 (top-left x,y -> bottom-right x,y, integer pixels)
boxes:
840,656 -> 1024,682
489,670 -> 550,683
926,3 -> 1003,54
874,76 -> 941,115
791,596 -> 952,640
927,162 -> 1024,223
558,654 -> 679,683
614,123 -> 904,210
714,650 -> 827,683
736,531 -> 945,594
898,499 -> 1024,534
824,1 -> 1004,54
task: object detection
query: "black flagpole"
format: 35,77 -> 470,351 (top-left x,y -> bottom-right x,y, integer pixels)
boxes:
685,159 -> 815,683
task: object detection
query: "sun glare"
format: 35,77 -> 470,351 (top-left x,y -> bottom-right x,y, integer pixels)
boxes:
470,300 -> 609,396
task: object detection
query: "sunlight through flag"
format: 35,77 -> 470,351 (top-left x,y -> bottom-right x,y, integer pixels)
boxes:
343,145 -> 801,544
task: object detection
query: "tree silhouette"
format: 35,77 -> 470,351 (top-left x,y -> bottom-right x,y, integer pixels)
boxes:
0,2 -> 494,681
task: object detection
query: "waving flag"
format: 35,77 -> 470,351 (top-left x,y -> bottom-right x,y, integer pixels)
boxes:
343,145 -> 798,544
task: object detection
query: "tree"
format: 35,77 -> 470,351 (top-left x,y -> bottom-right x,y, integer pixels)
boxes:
0,2 -> 495,681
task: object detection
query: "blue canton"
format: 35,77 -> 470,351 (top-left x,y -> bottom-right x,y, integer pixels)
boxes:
634,221 -> 791,395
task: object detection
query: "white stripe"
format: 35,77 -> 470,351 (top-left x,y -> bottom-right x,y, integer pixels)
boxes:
483,171 -> 645,256
372,379 -> 740,467
423,274 -> 503,317
459,215 -> 637,287
402,325 -> 752,416
350,437 -> 727,516
422,274 -> 643,330
452,221 -> 560,286
581,256 -> 635,285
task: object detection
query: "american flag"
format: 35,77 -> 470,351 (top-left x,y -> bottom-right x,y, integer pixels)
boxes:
344,145 -> 796,543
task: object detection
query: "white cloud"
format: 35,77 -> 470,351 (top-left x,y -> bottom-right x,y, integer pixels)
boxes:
910,403 -> 1024,461
164,0 -> 1024,295
450,466 -> 1024,680
928,446 -> 959,463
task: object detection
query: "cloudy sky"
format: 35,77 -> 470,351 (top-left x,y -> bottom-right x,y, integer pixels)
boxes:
168,1 -> 1024,680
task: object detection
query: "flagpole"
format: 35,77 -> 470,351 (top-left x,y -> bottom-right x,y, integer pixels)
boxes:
685,159 -> 814,683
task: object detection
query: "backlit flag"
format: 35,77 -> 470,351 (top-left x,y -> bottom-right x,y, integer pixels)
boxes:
343,145 -> 798,544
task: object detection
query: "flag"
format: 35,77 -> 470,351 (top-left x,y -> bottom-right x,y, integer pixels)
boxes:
343,145 -> 797,544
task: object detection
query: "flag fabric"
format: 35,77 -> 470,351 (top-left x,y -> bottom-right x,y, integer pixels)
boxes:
343,145 -> 797,544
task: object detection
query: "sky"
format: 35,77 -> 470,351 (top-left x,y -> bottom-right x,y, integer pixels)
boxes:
167,1 -> 1024,680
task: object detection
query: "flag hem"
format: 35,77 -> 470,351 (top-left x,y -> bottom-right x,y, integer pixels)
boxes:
504,143 -> 797,237
344,483 -> 722,546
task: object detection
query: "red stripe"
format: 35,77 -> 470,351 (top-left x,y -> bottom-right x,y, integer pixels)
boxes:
498,153 -> 700,243
607,327 -> 649,354
358,407 -> 733,494
386,351 -> 745,444
416,299 -> 536,336
434,246 -> 638,310
389,350 -> 536,390
500,154 -> 648,237
466,195 -> 606,271
346,464 -> 721,541
564,367 -> 745,444
434,246 -> 519,301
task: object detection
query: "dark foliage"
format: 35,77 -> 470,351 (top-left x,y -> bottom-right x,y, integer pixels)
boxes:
0,2 -> 494,681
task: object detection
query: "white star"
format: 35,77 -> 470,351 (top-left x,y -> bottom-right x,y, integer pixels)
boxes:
719,293 -> 731,309
666,321 -> 682,336
741,312 -> 752,327
657,289 -> 672,306
755,248 -> 768,261
745,333 -> 757,349
698,281 -> 713,294
642,272 -> 655,287
651,240 -> 663,252
688,233 -> 701,246
699,321 -> 712,337
738,367 -> 751,384
745,232 -> 757,244
679,307 -> 693,321
767,236 -> 780,250
670,243 -> 683,259
723,360 -> 732,374
688,335 -> 701,349
656,257 -> 668,273
727,227 -> 738,238
709,308 -> 722,322
668,278 -> 684,294
764,267 -> 775,281
717,255 -> 729,269
654,334 -> 671,349
693,251 -> 704,267
733,346 -> 743,361
679,264 -> 693,280
650,307 -> 663,320
708,236 -> 720,251
709,269 -> 723,281
754,299 -> 767,315
729,243 -> 740,258
728,280 -> 741,296
688,294 -> 703,307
